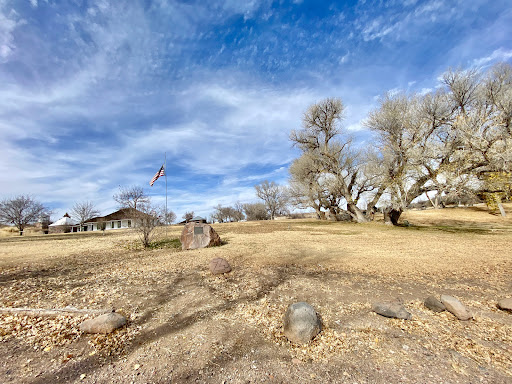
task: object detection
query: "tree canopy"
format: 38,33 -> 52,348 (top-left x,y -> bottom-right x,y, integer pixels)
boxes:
289,63 -> 512,223
0,195 -> 48,234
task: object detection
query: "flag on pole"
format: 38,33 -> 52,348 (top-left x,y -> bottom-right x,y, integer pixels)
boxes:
150,165 -> 165,186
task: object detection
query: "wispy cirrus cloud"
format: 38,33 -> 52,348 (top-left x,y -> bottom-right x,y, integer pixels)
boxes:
472,48 -> 512,68
0,4 -> 26,62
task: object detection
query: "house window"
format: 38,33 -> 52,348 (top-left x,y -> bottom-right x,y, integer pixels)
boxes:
127,220 -> 131,228
111,221 -> 115,229
117,221 -> 121,228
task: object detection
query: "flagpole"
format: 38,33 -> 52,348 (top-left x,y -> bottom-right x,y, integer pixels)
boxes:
165,152 -> 168,238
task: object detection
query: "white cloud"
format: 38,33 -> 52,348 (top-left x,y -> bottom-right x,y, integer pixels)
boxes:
339,51 -> 350,64
0,8 -> 26,62
361,18 -> 396,42
472,48 -> 512,68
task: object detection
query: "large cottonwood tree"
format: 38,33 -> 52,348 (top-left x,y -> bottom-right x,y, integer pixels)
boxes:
289,98 -> 382,222
365,63 -> 512,222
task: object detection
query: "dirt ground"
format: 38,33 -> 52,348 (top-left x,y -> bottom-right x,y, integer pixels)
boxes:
0,205 -> 511,383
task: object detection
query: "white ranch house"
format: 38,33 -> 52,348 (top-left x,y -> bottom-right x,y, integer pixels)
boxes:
49,208 -> 140,233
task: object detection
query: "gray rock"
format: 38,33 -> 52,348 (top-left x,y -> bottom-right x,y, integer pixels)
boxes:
283,302 -> 322,344
497,298 -> 512,311
79,312 -> 127,334
424,296 -> 446,312
209,258 -> 231,274
372,302 -> 412,320
440,295 -> 471,320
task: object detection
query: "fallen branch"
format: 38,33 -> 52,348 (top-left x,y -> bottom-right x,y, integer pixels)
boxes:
0,306 -> 113,318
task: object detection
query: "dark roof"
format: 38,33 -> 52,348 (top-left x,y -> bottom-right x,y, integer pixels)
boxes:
86,208 -> 142,223
177,216 -> 207,225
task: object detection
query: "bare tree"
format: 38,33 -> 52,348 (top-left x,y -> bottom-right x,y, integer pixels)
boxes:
365,90 -> 457,223
113,186 -> 149,210
0,195 -> 48,235
182,211 -> 194,222
211,204 -> 245,223
254,180 -> 289,220
290,98 -> 380,222
70,201 -> 100,231
159,208 -> 176,225
233,201 -> 245,222
133,203 -> 161,248
288,153 -> 330,220
243,202 -> 270,221
365,63 -> 512,223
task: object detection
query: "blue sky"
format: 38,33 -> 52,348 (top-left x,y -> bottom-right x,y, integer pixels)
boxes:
1,0 -> 511,221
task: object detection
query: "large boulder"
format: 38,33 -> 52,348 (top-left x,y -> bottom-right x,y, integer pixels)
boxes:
440,295 -> 471,320
283,302 -> 322,344
180,223 -> 222,250
79,312 -> 127,334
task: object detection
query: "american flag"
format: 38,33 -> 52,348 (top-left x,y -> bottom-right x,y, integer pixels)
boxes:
150,165 -> 165,186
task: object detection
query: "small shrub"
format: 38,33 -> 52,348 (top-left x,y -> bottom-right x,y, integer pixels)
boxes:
147,238 -> 181,250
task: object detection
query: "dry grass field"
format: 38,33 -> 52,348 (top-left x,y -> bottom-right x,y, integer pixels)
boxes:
1,205 -> 511,383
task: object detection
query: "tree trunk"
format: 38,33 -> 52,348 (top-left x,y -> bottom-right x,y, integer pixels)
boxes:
315,207 -> 326,220
426,192 -> 441,209
347,203 -> 369,223
383,208 -> 403,225
497,199 -> 507,217
365,206 -> 376,221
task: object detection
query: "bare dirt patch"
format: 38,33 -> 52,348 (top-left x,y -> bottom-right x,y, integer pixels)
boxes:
1,206 -> 511,383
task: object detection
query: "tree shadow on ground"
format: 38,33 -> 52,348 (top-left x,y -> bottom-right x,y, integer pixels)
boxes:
400,224 -> 495,235
27,264 -> 355,384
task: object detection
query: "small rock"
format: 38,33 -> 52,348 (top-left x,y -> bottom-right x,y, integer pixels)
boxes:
497,298 -> 512,311
283,302 -> 322,344
424,296 -> 446,312
209,258 -> 231,274
79,312 -> 127,334
440,295 -> 471,320
372,302 -> 412,320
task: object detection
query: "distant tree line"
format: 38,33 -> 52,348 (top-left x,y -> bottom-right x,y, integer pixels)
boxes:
211,180 -> 291,223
